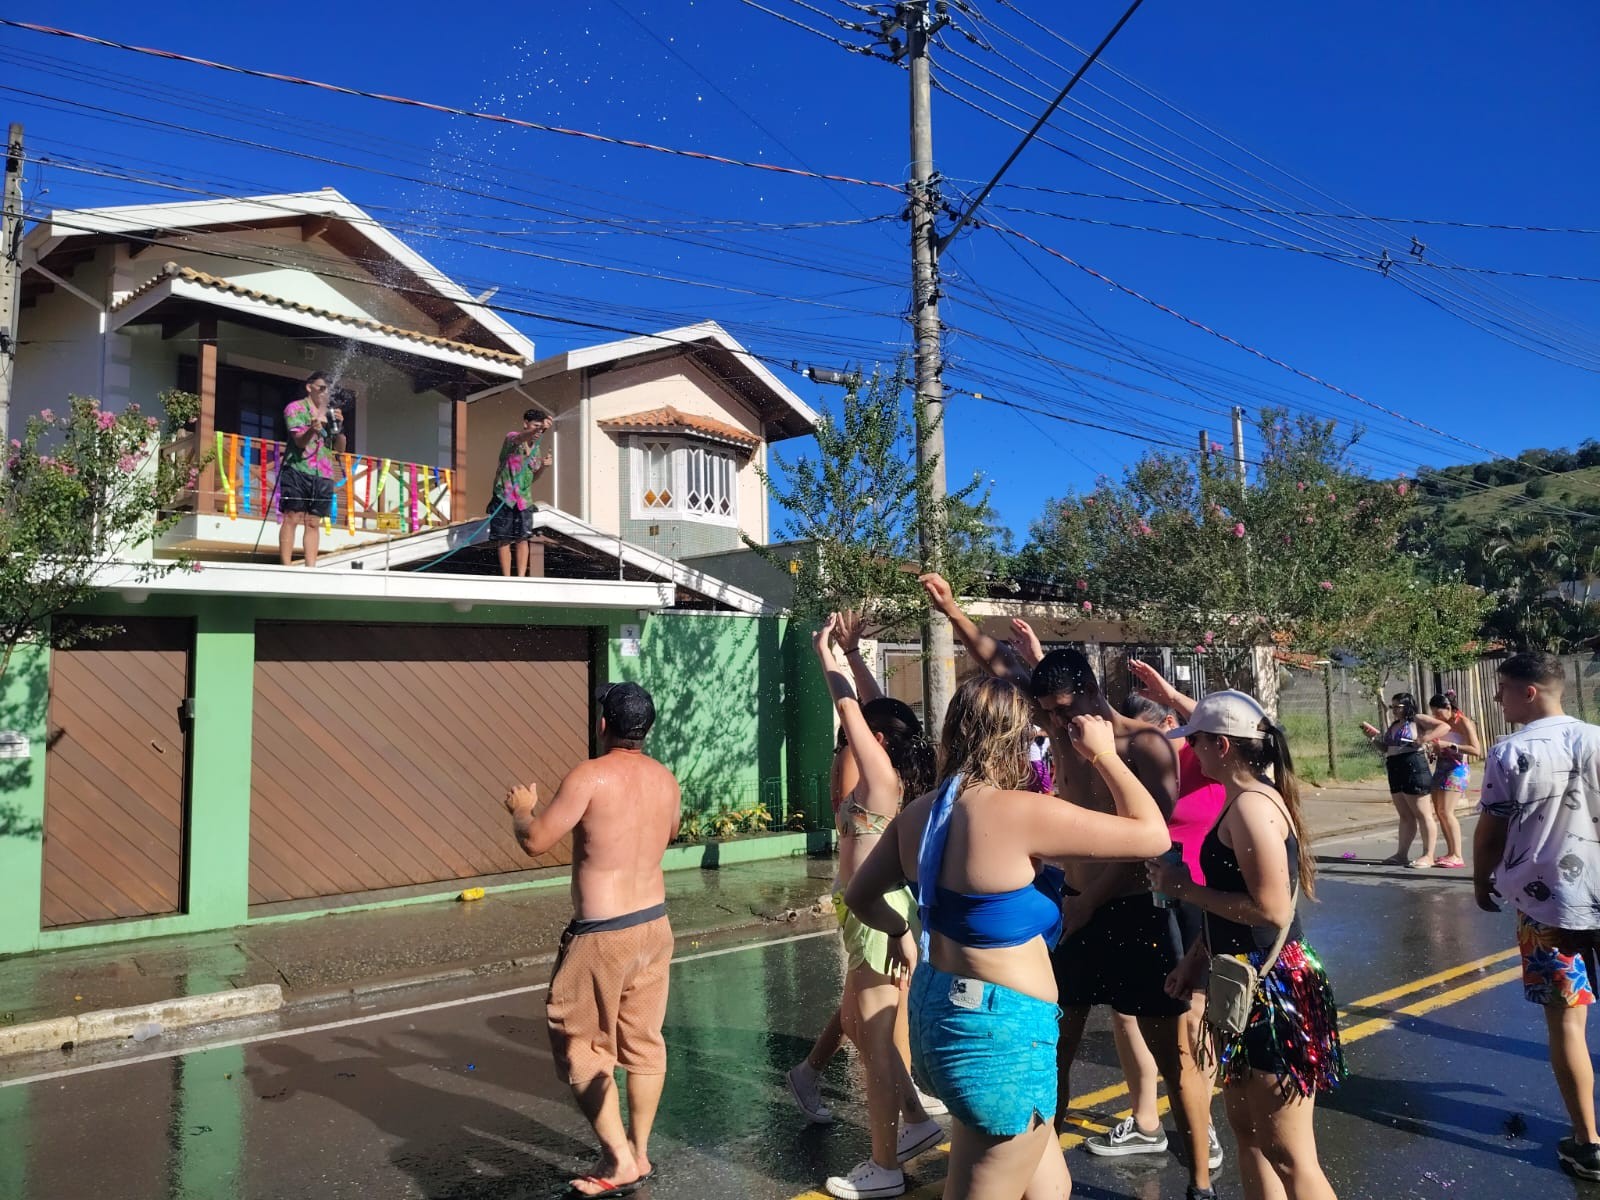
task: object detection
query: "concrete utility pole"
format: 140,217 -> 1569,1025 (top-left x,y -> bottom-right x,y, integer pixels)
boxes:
1231,406 -> 1247,484
905,1 -> 956,729
0,123 -> 24,465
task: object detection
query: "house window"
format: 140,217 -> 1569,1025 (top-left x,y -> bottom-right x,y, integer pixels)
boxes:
630,437 -> 739,526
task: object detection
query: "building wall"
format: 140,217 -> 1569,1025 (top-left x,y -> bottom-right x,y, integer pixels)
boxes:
12,247 -> 112,424
588,356 -> 768,541
464,372 -> 582,516
0,594 -> 833,956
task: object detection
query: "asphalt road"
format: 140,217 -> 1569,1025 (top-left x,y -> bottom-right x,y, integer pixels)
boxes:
0,816 -> 1584,1199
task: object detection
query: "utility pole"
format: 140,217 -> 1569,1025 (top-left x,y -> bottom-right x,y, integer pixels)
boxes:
1231,406 -> 1247,485
0,123 -> 24,465
905,1 -> 955,729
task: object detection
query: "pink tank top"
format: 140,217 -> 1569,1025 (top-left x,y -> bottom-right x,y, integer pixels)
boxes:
1166,743 -> 1227,886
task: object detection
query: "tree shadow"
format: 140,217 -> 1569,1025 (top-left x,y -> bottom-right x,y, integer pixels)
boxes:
0,644 -> 49,841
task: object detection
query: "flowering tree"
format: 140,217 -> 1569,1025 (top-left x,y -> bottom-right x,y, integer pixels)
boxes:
0,392 -> 200,681
750,367 -> 993,627
1021,409 -> 1488,690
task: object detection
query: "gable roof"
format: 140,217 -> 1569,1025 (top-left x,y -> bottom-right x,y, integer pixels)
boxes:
24,188 -> 538,362
598,405 -> 761,451
514,321 -> 818,442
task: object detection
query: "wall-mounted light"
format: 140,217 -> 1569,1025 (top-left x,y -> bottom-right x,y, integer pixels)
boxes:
450,600 -> 474,614
120,588 -> 150,605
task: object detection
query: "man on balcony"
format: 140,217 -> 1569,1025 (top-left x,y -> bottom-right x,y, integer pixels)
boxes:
489,406 -> 554,577
279,371 -> 346,568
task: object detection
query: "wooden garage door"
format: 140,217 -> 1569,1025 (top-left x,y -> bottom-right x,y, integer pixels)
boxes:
42,619 -> 192,928
249,623 -> 592,904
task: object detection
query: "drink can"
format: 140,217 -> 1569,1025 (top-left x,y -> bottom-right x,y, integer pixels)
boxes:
1152,843 -> 1183,909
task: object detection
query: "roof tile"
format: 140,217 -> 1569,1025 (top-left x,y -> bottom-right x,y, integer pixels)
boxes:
598,405 -> 761,450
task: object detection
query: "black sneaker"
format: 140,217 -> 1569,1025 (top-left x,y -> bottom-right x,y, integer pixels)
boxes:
1185,1186 -> 1218,1200
1560,1137 -> 1600,1181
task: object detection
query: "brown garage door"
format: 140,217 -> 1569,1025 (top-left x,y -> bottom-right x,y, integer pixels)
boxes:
249,623 -> 592,905
42,619 -> 192,928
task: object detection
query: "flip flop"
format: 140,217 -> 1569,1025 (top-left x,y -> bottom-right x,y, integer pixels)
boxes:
569,1176 -> 644,1198
1435,859 -> 1465,869
1379,854 -> 1409,866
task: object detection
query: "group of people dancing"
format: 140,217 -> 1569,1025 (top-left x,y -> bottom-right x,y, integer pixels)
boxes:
794,577 -> 1345,1200
1364,690 -> 1483,869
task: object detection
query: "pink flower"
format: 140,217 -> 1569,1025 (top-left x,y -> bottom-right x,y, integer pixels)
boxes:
1397,482 -> 1408,497
96,411 -> 116,431
1136,520 -> 1152,536
1326,492 -> 1336,503
1194,644 -> 1207,655
1281,534 -> 1292,544
1083,497 -> 1095,507
1232,522 -> 1246,537
1319,580 -> 1333,590
117,454 -> 138,472
1304,515 -> 1315,525
188,561 -> 204,573
1081,601 -> 1093,613
39,408 -> 54,423
7,439 -> 18,450
146,416 -> 160,431
1296,481 -> 1306,492
1076,579 -> 1088,591
1210,441 -> 1224,453
1204,631 -> 1215,645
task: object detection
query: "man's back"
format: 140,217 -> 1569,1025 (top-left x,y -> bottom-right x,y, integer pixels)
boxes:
570,749 -> 681,920
1485,715 -> 1600,928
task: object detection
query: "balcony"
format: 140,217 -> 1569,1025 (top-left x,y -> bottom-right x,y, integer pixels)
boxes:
161,431 -> 456,557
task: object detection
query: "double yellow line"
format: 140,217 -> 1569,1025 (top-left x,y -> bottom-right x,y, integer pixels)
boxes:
790,947 -> 1520,1200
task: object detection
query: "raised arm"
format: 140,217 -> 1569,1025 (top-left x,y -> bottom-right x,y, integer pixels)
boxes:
835,610 -> 885,704
1023,715 -> 1170,862
919,572 -> 1026,681
504,770 -> 592,857
1456,715 -> 1485,761
815,616 -> 900,812
1127,658 -> 1195,721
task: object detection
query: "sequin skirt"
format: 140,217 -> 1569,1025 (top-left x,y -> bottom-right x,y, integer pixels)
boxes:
1205,939 -> 1347,1097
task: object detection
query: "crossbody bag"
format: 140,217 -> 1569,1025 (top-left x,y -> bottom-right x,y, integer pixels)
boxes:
1203,793 -> 1299,1038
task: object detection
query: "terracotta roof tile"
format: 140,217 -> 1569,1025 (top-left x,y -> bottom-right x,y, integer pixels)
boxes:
598,405 -> 761,450
112,263 -> 526,366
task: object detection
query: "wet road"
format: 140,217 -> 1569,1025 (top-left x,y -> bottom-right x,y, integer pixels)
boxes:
0,818 -> 1582,1199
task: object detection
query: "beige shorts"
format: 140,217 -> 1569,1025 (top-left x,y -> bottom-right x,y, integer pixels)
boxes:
546,906 -> 673,1084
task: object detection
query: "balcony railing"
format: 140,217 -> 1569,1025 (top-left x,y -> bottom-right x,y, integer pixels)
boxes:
165,431 -> 454,534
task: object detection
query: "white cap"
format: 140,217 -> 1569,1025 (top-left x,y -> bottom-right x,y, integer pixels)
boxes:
1168,690 -> 1271,741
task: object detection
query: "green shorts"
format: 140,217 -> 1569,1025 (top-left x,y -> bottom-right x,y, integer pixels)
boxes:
832,886 -> 916,976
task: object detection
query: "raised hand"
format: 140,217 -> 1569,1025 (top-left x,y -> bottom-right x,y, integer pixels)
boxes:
918,572 -> 955,615
1127,658 -> 1180,706
1009,618 -> 1045,668
836,609 -> 868,655
1067,713 -> 1116,763
813,613 -> 843,666
505,783 -> 538,815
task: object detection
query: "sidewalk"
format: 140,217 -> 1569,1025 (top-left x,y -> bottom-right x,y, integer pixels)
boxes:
0,779 -> 1460,1058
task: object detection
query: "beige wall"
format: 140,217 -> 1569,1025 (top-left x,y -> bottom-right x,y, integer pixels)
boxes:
464,372 -> 581,516
588,355 -> 767,541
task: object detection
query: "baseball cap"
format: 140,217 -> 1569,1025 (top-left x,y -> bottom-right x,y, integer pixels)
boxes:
1167,690 -> 1270,741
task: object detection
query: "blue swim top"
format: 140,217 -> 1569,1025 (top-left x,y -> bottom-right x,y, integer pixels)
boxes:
916,774 -> 1066,953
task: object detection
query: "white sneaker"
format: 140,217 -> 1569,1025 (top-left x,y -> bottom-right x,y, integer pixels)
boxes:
786,1063 -> 833,1125
1207,1124 -> 1224,1171
825,1159 -> 906,1199
913,1085 -> 948,1117
896,1117 -> 945,1163
1084,1115 -> 1169,1157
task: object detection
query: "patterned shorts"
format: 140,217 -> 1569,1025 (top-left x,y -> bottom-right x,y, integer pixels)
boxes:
1432,760 -> 1471,794
1517,912 -> 1600,1007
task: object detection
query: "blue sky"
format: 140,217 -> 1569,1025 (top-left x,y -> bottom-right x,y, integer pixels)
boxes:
5,1 -> 1598,540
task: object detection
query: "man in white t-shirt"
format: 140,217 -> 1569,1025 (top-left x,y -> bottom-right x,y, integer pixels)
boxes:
1475,649 -> 1600,1181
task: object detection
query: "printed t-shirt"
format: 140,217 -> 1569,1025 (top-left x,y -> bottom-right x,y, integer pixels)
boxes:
1480,715 -> 1600,929
494,432 -> 543,510
283,399 -> 340,480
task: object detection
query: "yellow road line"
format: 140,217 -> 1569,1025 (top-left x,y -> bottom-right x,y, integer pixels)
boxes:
788,949 -> 1521,1200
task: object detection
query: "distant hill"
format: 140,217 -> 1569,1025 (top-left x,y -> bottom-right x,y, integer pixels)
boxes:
1432,464 -> 1600,522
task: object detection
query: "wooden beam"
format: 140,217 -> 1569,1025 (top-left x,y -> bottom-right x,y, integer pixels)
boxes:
439,313 -> 475,340
196,318 -> 218,514
451,387 -> 468,523
126,232 -> 164,261
301,217 -> 332,242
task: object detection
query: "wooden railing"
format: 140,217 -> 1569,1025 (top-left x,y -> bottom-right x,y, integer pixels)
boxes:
164,431 -> 454,534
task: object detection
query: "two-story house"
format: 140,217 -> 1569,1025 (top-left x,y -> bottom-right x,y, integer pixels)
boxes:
1,190 -> 831,957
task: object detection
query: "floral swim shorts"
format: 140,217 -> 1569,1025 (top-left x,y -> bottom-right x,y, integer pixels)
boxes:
1517,912 -> 1600,1007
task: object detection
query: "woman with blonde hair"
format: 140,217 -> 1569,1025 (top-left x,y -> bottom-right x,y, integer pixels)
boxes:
847,673 -> 1170,1199
1150,691 -> 1346,1200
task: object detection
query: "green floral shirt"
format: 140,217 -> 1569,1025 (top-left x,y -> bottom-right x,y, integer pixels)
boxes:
493,431 -> 543,510
283,399 -> 340,480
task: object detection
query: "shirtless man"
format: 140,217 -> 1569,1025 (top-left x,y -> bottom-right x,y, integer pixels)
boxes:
505,681 -> 680,1198
919,574 -> 1217,1199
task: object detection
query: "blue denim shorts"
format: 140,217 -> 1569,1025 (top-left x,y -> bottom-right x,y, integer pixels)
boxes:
909,963 -> 1060,1136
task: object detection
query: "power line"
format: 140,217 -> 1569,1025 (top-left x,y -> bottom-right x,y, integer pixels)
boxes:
0,18 -> 905,193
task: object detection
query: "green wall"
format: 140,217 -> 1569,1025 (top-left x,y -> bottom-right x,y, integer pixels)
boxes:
0,594 -> 834,956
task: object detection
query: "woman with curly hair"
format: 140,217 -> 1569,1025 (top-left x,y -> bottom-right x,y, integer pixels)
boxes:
847,673 -> 1169,1199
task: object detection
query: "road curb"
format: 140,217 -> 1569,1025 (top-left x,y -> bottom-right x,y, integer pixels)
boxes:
0,984 -> 282,1058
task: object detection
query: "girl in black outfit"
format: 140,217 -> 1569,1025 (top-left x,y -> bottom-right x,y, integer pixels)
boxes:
1151,690 -> 1344,1200
1361,693 -> 1455,868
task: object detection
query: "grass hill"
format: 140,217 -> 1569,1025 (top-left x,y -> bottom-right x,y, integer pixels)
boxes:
1437,463 -> 1600,522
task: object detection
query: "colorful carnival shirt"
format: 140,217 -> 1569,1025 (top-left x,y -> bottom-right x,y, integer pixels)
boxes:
1480,715 -> 1600,929
283,399 -> 340,480
493,431 -> 544,510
